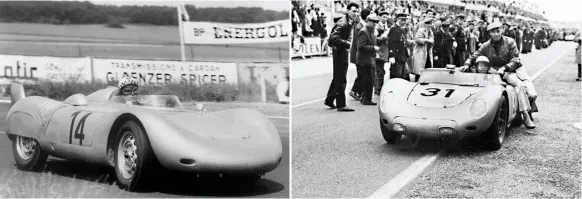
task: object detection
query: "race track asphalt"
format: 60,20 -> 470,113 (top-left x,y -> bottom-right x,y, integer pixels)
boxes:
291,41 -> 580,198
0,103 -> 289,198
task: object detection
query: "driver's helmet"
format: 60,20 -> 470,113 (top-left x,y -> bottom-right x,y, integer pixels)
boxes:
476,56 -> 490,64
118,77 -> 139,95
475,56 -> 491,73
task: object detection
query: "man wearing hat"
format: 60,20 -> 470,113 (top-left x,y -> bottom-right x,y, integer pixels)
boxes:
356,13 -> 381,105
453,14 -> 468,67
374,10 -> 391,95
349,8 -> 372,101
433,17 -> 454,68
477,20 -> 489,48
325,1 -> 360,112
521,23 -> 534,53
387,12 -> 412,80
459,22 -> 536,129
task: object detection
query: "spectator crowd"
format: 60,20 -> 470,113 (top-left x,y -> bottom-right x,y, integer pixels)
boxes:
324,0 -> 568,111
292,0 -> 333,59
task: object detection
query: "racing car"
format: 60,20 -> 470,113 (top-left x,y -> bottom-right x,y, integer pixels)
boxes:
378,66 -> 523,150
5,83 -> 283,191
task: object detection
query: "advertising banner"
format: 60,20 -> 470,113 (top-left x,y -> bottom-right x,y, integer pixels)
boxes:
292,37 -> 325,58
92,58 -> 238,86
238,63 -> 289,103
182,20 -> 290,44
0,54 -> 91,84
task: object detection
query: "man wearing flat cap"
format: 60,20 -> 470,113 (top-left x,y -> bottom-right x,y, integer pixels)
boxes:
453,14 -> 468,67
356,14 -> 381,105
387,13 -> 412,80
433,18 -> 454,68
374,10 -> 391,94
325,1 -> 360,112
459,22 -> 536,129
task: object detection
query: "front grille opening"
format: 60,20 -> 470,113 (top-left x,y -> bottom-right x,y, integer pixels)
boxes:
180,158 -> 196,165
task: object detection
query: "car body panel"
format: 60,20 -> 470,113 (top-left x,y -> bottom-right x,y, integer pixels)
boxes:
6,85 -> 283,174
379,68 -> 519,140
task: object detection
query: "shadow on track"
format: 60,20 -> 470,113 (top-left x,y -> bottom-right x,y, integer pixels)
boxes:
20,159 -> 284,197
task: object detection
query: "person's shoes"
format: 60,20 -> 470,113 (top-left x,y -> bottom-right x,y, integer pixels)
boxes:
324,101 -> 336,109
349,91 -> 361,101
337,107 -> 355,112
360,101 -> 377,105
522,111 -> 536,129
576,77 -> 581,81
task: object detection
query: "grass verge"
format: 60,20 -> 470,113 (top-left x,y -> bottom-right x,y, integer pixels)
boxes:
2,79 -> 281,103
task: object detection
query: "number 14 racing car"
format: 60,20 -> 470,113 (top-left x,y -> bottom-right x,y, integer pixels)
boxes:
378,67 -> 526,150
5,83 -> 283,191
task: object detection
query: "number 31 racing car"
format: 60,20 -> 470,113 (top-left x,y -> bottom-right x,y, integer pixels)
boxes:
5,83 -> 283,191
378,66 -> 525,150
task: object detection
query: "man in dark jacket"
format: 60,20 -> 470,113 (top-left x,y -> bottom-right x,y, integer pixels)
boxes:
478,20 -> 489,48
514,24 -> 522,52
387,13 -> 412,80
433,19 -> 454,68
522,24 -> 534,53
460,22 -> 535,129
453,14 -> 468,67
349,8 -> 371,101
356,14 -> 380,105
324,2 -> 360,112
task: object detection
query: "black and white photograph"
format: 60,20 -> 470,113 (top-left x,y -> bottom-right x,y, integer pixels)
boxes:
0,0 -> 290,198
292,0 -> 581,198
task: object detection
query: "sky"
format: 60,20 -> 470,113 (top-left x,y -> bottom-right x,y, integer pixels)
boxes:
90,0 -> 290,12
528,0 -> 582,22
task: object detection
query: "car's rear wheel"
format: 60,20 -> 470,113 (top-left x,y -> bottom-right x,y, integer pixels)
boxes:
483,96 -> 508,150
114,120 -> 156,191
380,120 -> 401,144
12,135 -> 48,171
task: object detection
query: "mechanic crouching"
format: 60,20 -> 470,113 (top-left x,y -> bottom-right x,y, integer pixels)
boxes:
459,22 -> 535,129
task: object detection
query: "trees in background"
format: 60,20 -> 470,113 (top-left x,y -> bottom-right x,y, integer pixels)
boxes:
0,1 -> 289,25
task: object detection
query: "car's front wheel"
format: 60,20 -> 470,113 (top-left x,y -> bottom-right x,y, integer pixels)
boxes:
483,96 -> 508,150
114,120 -> 156,191
380,120 -> 401,144
12,135 -> 48,171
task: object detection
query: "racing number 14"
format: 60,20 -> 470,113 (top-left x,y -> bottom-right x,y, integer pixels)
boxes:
420,88 -> 455,98
69,111 -> 92,145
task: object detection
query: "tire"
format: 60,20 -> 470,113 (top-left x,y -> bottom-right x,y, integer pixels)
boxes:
483,96 -> 508,151
380,120 -> 401,144
12,135 -> 48,171
114,120 -> 156,192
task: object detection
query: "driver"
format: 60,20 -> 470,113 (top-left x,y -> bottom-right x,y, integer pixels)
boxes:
459,22 -> 535,129
116,77 -> 140,105
118,77 -> 139,96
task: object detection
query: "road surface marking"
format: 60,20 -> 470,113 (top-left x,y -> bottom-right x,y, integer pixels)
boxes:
366,48 -> 569,198
368,152 -> 441,198
268,116 -> 289,119
0,131 -> 5,134
0,100 -> 9,103
573,123 -> 582,130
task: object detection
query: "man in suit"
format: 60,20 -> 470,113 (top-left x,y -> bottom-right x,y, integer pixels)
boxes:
387,13 -> 412,80
453,14 -> 468,67
324,2 -> 360,112
477,20 -> 489,48
356,14 -> 380,105
433,18 -> 454,68
349,8 -> 372,101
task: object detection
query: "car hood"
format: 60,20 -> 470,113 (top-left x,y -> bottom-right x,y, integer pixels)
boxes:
407,83 -> 483,108
159,111 -> 251,141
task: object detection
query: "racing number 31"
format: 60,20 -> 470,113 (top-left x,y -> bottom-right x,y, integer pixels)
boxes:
420,88 -> 455,98
69,111 -> 92,145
